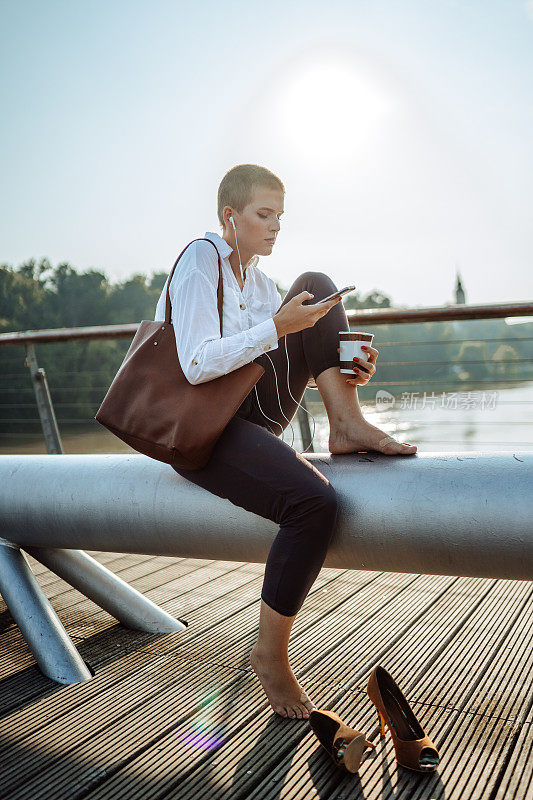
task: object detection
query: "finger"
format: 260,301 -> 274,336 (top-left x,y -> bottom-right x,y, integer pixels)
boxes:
352,358 -> 373,374
346,377 -> 365,385
316,304 -> 340,321
297,291 -> 315,305
351,366 -> 371,383
358,363 -> 376,375
315,296 -> 342,309
362,345 -> 379,360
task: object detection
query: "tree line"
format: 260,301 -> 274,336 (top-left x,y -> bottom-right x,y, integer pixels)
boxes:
0,257 -> 531,439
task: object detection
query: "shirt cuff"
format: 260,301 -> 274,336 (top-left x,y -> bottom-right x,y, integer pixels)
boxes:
254,316 -> 279,353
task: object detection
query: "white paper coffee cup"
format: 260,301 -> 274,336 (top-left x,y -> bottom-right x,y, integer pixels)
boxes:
339,331 -> 374,374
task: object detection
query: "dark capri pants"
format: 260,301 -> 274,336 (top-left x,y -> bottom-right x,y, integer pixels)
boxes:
172,272 -> 351,616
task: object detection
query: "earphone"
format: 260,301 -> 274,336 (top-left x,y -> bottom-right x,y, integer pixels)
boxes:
228,214 -> 316,452
229,216 -> 244,286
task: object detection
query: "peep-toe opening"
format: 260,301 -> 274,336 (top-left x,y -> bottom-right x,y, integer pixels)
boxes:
419,746 -> 440,769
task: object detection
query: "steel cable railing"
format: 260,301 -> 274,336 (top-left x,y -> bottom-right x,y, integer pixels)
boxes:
0,301 -> 532,452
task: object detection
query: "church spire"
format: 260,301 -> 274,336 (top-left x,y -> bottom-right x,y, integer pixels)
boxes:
455,266 -> 466,304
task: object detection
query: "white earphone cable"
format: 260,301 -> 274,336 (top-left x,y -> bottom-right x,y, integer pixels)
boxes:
283,334 -> 317,453
253,335 -> 317,452
231,215 -> 316,452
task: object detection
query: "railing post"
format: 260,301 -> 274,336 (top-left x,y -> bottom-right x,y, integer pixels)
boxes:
24,342 -> 62,454
0,538 -> 92,684
296,391 -> 314,452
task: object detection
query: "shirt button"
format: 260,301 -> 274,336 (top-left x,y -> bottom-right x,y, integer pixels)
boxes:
193,360 -> 198,365
240,303 -> 246,310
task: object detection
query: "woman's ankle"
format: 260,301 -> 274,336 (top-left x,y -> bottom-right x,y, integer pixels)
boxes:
329,414 -> 368,437
317,378 -> 366,425
251,643 -> 290,665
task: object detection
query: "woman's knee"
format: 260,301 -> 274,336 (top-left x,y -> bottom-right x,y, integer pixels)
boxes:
296,271 -> 337,295
318,482 -> 339,527
286,480 -> 338,531
304,483 -> 339,549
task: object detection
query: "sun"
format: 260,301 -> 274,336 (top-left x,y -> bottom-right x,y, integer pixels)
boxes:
280,59 -> 395,161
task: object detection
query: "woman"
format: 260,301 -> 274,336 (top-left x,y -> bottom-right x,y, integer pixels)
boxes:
154,164 -> 417,721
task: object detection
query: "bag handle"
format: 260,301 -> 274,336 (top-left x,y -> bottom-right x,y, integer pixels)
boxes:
164,238 -> 223,336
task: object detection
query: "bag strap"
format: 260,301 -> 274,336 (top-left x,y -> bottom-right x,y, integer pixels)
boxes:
164,238 -> 223,336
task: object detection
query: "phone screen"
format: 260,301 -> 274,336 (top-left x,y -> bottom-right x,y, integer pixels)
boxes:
319,285 -> 356,303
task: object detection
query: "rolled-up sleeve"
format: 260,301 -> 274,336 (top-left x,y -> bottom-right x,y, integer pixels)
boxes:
170,259 -> 279,386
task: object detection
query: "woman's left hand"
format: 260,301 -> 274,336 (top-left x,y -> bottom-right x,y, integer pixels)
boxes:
336,344 -> 379,385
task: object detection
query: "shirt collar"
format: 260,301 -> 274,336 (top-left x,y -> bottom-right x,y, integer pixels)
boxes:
204,231 -> 233,261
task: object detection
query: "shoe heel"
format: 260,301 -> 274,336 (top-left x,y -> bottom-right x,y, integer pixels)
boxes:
368,666 -> 440,773
377,709 -> 386,737
309,710 -> 375,774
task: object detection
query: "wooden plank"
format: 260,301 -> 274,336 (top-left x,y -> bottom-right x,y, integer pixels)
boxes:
0,556 -> 213,674
0,558 -> 266,718
0,561 -> 530,800
492,721 -> 533,800
67,579 -> 531,800
0,570 -> 404,797
0,573 -> 463,798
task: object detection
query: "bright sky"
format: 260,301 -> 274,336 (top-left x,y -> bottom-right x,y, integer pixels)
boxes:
1,0 -> 532,308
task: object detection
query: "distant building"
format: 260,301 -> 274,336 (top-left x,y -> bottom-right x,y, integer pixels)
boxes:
455,271 -> 466,305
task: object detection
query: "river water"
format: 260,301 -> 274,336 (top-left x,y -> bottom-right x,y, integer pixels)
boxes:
2,381 -> 532,455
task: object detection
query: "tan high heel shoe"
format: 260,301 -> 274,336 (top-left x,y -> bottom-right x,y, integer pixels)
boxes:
309,710 -> 375,773
367,665 -> 440,772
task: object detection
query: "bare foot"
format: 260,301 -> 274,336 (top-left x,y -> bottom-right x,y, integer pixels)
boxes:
329,420 -> 417,456
250,645 -> 316,719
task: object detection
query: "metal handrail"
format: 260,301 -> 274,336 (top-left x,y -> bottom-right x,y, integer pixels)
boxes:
346,301 -> 533,325
0,300 -> 531,455
0,450 -> 532,683
0,301 -> 532,346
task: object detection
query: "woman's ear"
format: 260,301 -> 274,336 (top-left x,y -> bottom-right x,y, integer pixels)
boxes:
222,206 -> 234,229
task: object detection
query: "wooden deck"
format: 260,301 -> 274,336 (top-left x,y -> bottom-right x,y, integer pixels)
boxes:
0,552 -> 531,799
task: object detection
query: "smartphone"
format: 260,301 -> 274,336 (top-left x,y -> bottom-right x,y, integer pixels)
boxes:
317,285 -> 356,304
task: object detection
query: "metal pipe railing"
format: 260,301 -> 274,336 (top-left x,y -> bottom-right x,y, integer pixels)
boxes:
3,452 -> 531,578
0,301 -> 532,346
0,300 -> 532,456
1,301 -> 531,686
0,451 -> 531,684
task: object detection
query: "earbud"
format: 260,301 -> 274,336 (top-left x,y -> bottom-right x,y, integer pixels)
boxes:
228,214 -> 244,282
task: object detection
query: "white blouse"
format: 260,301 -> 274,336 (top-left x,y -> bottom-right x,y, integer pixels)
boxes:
154,231 -> 283,385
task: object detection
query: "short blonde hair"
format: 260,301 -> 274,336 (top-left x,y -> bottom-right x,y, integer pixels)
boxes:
217,164 -> 285,229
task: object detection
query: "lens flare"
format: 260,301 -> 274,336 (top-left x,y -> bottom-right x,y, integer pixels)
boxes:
175,688 -> 227,752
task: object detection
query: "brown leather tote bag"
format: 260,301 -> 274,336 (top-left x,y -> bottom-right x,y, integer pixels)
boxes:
94,238 -> 266,469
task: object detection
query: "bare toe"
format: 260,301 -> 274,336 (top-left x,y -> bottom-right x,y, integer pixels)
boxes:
380,436 -> 416,455
400,443 -> 417,453
251,647 -> 315,720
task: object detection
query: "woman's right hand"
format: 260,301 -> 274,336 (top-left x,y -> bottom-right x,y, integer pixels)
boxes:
273,291 -> 342,338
